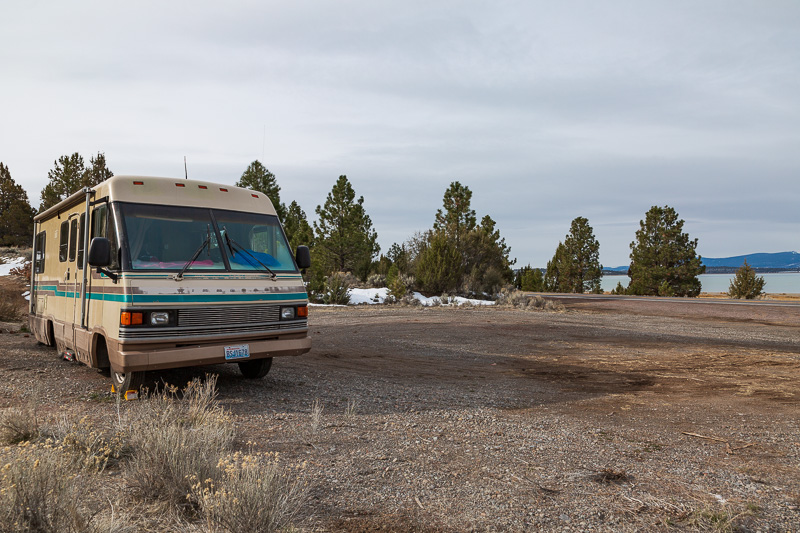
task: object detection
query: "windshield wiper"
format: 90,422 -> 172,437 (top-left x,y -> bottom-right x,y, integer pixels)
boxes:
222,226 -> 277,280
173,225 -> 211,281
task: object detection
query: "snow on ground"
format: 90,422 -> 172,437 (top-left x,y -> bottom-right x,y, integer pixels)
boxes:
0,256 -> 26,276
347,287 -> 494,307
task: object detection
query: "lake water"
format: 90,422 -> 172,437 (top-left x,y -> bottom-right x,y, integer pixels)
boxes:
601,272 -> 800,294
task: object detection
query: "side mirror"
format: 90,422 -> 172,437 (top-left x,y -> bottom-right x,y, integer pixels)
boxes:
295,245 -> 311,270
88,237 -> 111,267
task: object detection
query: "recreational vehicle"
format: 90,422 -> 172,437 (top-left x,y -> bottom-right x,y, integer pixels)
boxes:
29,175 -> 311,398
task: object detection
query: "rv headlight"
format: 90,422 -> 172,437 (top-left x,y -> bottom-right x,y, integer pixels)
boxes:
280,307 -> 295,320
150,311 -> 171,325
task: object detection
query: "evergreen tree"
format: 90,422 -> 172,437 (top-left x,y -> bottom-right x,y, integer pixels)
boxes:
562,217 -> 603,293
39,152 -> 113,212
415,231 -> 462,294
544,242 -> 569,292
516,265 -> 544,292
85,152 -> 113,187
282,200 -> 313,251
628,205 -> 705,297
433,181 -> 476,254
40,153 -> 86,211
235,161 -> 285,220
313,175 -> 379,279
463,214 -> 515,294
0,163 -> 36,246
728,260 -> 765,299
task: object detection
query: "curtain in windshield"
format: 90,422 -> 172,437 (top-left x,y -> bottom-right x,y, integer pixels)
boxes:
119,204 -> 225,270
213,210 -> 296,271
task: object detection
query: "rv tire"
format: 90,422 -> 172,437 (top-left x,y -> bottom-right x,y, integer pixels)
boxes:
238,357 -> 272,379
112,370 -> 146,396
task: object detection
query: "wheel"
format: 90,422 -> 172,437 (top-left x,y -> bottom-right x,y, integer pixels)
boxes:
237,357 -> 272,379
111,370 -> 146,399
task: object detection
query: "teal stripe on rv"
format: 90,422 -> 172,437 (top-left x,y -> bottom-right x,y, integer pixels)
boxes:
35,285 -> 306,304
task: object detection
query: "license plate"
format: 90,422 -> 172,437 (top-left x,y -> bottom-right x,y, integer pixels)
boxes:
224,344 -> 250,360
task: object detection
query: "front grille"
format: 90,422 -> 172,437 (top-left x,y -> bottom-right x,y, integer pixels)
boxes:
178,304 -> 281,327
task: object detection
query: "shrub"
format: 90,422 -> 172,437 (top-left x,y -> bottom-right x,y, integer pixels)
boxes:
0,444 -> 88,533
8,261 -> 31,279
123,375 -> 235,509
366,273 -> 385,288
0,288 -> 25,323
495,288 -> 565,312
55,415 -> 126,472
192,452 -> 306,533
0,402 -> 40,445
728,260 -> 765,299
322,272 -> 351,305
610,281 -> 627,295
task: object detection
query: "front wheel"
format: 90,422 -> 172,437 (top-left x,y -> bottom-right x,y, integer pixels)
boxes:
238,357 -> 272,379
112,370 -> 146,399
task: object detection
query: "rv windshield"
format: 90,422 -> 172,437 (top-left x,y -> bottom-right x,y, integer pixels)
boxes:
117,203 -> 297,273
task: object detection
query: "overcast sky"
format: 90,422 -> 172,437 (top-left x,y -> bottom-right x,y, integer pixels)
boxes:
2,1 -> 798,267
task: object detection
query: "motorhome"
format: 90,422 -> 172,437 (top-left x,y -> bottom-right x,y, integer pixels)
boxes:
29,175 -> 311,398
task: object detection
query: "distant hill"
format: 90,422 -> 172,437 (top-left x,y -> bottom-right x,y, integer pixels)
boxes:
604,251 -> 800,273
701,251 -> 800,269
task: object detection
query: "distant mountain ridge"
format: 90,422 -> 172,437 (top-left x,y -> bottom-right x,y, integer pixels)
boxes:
605,251 -> 800,272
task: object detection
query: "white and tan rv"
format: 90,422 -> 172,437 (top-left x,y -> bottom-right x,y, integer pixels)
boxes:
29,175 -> 311,398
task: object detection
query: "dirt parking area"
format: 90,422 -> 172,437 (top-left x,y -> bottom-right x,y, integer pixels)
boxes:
1,287 -> 799,531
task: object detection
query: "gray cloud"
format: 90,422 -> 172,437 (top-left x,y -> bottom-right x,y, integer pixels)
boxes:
1,0 -> 798,267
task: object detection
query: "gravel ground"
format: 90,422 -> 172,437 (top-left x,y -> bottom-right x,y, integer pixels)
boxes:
1,293 -> 799,531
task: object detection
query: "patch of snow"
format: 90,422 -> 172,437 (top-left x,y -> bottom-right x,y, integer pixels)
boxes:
0,257 -> 27,276
312,288 -> 495,307
348,287 -> 390,304
411,292 -> 495,307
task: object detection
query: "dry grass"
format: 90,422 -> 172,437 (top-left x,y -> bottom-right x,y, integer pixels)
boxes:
0,287 -> 25,323
495,289 -> 566,312
191,451 -> 307,533
0,374 -> 307,532
123,375 -> 235,509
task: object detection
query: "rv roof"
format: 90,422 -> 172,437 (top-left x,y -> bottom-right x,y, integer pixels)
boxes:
36,175 -> 277,222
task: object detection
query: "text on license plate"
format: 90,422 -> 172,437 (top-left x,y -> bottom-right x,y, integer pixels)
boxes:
224,344 -> 250,360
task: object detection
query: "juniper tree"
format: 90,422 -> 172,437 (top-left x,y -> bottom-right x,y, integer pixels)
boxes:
728,260 -> 765,299
628,205 -> 705,297
0,163 -> 36,246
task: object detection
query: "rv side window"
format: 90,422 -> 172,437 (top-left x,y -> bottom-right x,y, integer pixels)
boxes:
59,221 -> 69,262
91,204 -> 120,270
77,213 -> 86,269
68,218 -> 78,262
34,232 -> 46,273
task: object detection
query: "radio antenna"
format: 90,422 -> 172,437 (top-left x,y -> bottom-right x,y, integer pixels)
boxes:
184,156 -> 188,179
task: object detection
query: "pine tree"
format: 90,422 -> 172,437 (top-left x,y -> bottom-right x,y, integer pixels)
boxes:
463,214 -> 515,294
40,153 -> 86,211
85,152 -> 113,187
728,260 -> 766,299
562,217 -> 603,293
39,152 -> 114,212
313,175 -> 379,279
544,242 -> 568,292
516,265 -> 545,292
235,161 -> 286,220
433,181 -> 476,254
282,200 -> 313,251
628,205 -> 705,297
0,163 -> 36,246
